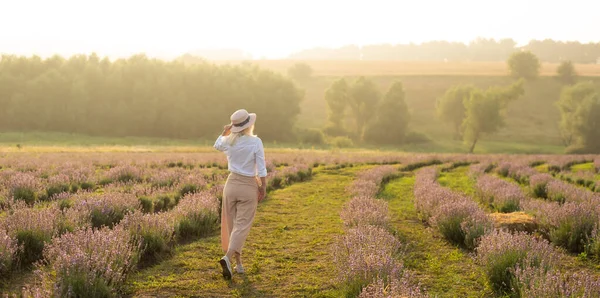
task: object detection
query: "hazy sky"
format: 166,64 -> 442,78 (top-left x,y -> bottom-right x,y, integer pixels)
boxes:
1,0 -> 599,59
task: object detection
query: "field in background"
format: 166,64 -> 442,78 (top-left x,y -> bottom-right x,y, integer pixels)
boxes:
0,132 -> 564,154
216,60 -> 600,76
293,76 -> 600,147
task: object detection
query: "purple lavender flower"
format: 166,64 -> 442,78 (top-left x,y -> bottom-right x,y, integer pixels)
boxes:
359,271 -> 427,298
341,166 -> 397,227
513,267 -> 600,298
475,174 -> 525,213
476,230 -> 560,295
341,197 -> 390,228
331,225 -> 402,283
0,229 -> 18,277
38,225 -> 141,297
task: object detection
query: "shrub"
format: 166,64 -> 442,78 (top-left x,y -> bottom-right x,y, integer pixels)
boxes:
7,172 -> 40,205
529,174 -> 552,199
0,230 -> 18,277
475,175 -> 524,213
73,193 -> 140,229
330,136 -> 354,148
39,226 -> 141,297
3,207 -> 61,268
46,174 -> 72,200
178,184 -> 199,197
120,212 -> 175,265
547,202 -> 598,253
174,192 -> 219,241
139,197 -> 154,213
340,197 -> 389,228
431,199 -> 492,249
298,128 -> 325,145
359,273 -> 427,298
404,131 -> 431,144
514,267 -> 600,298
106,164 -> 143,183
331,225 -> 402,286
476,230 -> 560,296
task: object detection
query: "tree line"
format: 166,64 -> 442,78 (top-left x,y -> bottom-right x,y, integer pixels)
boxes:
0,54 -> 303,141
289,38 -> 600,64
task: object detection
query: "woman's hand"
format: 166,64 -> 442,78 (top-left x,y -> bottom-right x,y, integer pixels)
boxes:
258,186 -> 266,202
222,124 -> 232,136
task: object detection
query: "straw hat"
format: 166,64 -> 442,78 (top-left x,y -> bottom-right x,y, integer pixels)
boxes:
230,109 -> 257,133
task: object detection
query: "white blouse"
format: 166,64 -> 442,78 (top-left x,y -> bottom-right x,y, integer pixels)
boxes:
213,135 -> 268,178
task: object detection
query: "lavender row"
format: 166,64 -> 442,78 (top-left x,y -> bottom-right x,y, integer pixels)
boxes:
417,167 -> 600,296
340,166 -> 397,228
414,167 -> 492,250
334,166 -> 425,297
475,174 -> 526,213
4,162 -> 319,295
17,190 -> 220,297
476,229 -> 600,297
529,173 -> 599,204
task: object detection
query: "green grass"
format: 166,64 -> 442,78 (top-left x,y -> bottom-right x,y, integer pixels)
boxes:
125,166 -> 363,297
437,166 -> 477,197
0,131 -> 565,154
379,175 -> 493,297
571,162 -> 595,172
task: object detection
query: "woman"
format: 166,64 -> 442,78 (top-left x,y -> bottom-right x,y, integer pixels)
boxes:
213,109 -> 267,280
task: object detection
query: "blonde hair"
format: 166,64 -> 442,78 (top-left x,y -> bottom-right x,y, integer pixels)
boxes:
227,125 -> 256,146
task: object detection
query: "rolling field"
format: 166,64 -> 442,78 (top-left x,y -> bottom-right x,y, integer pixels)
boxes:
1,150 -> 600,297
216,60 -> 600,77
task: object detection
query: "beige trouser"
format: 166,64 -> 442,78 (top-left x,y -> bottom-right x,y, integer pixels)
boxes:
220,172 -> 259,256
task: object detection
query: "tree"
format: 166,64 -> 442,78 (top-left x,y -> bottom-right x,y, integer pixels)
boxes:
324,78 -> 349,136
287,62 -> 313,81
507,51 -> 541,80
571,93 -> 600,152
436,85 -> 476,140
348,77 -> 381,139
462,82 -> 524,153
364,81 -> 411,144
556,60 -> 577,84
557,82 -> 599,148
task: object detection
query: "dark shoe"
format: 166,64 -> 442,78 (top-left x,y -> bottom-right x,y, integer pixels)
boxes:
219,256 -> 232,280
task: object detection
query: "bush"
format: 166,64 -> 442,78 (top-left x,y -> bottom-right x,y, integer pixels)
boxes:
404,131 -> 431,144
139,197 -> 153,213
3,207 -> 60,268
476,230 -> 559,296
548,202 -> 597,253
176,210 -> 218,241
179,184 -> 199,197
297,128 -> 325,145
16,230 -> 52,268
431,199 -> 492,250
331,225 -> 401,284
330,136 -> 354,148
174,192 -> 219,241
72,194 -> 140,229
0,230 -> 18,277
46,184 -> 70,200
39,226 -> 140,297
120,212 -> 175,265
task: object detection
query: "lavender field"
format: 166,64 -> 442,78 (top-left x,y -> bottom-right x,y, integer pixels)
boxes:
1,151 -> 600,297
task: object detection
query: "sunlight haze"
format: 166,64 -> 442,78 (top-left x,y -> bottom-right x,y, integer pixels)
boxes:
1,0 -> 599,59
